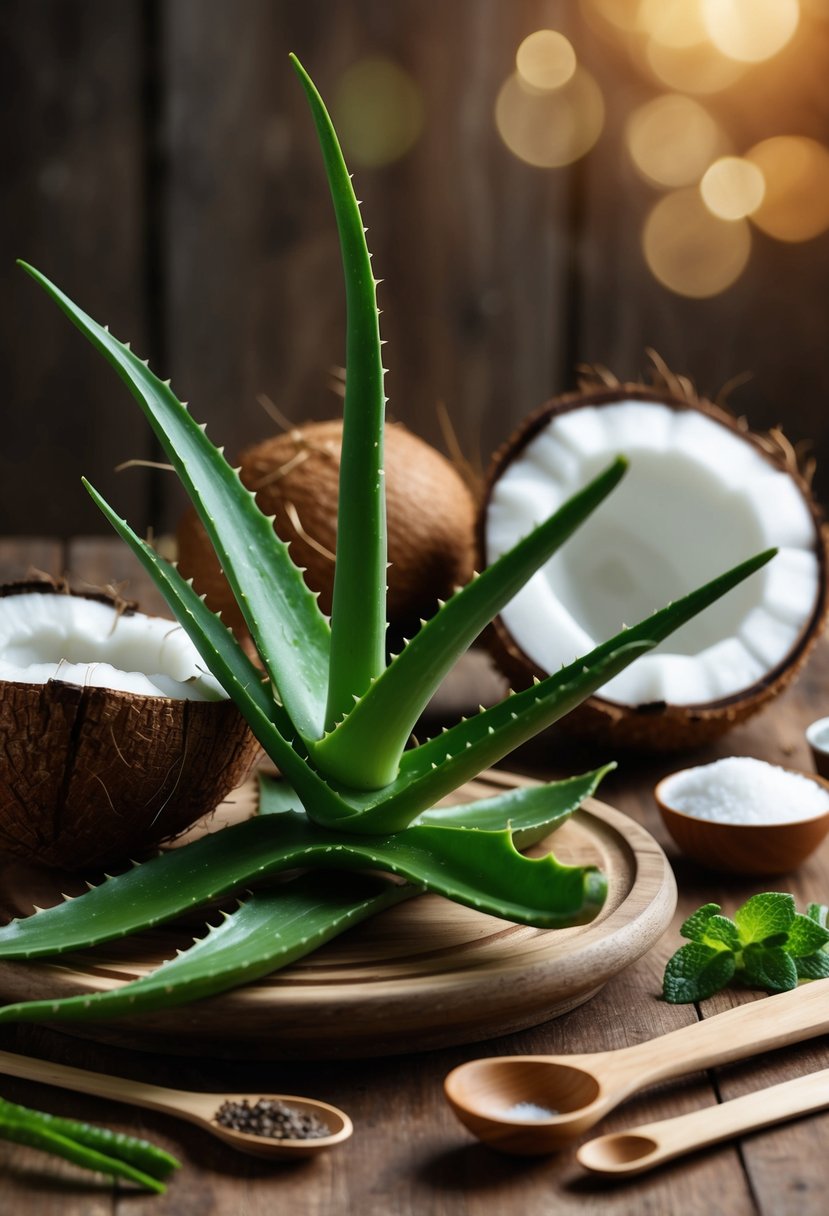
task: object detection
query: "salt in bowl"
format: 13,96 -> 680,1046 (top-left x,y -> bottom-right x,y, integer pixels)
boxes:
655,756 -> 829,876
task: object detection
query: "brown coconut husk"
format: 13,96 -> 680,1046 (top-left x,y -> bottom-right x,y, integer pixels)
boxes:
176,419 -> 477,640
0,581 -> 261,870
479,364 -> 829,753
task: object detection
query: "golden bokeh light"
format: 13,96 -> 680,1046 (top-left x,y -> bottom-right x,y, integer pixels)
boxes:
643,189 -> 751,296
332,57 -> 423,168
700,157 -> 765,220
746,136 -> 829,241
626,94 -> 726,187
701,0 -> 800,63
637,0 -> 708,48
495,68 -> 604,168
645,37 -> 748,92
584,0 -> 643,32
516,30 -> 577,91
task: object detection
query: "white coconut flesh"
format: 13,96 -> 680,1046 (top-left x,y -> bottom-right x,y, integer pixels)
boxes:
485,400 -> 821,707
0,592 -> 225,702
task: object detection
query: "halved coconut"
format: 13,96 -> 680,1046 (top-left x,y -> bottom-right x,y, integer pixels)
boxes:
481,381 -> 828,751
0,581 -> 261,870
176,419 -> 477,639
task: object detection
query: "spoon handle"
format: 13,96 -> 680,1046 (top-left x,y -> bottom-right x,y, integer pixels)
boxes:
605,979 -> 829,1088
578,1066 -> 829,1176
0,1048 -> 192,1119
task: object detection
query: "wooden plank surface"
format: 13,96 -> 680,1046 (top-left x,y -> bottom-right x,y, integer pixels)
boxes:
160,0 -> 574,532
0,0 -> 152,540
1,535 -> 829,1214
5,3 -> 829,536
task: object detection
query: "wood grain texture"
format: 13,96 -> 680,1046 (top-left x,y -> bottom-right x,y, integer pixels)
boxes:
0,1 -> 152,539
5,2 -> 829,546
159,0 -> 575,530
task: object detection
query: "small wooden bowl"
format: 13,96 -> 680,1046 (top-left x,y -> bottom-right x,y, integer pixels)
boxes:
806,717 -> 829,780
655,767 -> 829,876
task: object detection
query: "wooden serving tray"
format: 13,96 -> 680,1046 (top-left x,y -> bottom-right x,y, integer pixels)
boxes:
0,770 -> 676,1059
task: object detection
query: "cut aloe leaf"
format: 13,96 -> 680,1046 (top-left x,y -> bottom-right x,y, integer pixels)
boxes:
0,773 -> 605,1026
0,812 -> 603,961
18,260 -> 331,746
0,1099 -> 173,1192
312,458 -> 628,788
290,55 -> 387,729
0,873 -> 411,1026
415,764 -> 614,848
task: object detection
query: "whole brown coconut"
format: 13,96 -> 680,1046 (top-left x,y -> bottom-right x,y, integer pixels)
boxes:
480,368 -> 829,752
0,582 -> 261,870
177,419 -> 477,638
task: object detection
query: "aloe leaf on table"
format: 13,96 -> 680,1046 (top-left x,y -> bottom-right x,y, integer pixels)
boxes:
2,52 -> 777,1022
0,768 -> 606,1025
0,1096 -> 179,1193
0,874 -> 413,1026
0,790 -> 607,960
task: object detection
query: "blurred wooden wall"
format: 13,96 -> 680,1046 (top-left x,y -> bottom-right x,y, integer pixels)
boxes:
3,0 -> 829,539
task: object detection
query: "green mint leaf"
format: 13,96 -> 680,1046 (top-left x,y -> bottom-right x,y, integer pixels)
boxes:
785,913 -> 829,958
741,944 -> 798,992
702,915 -> 741,951
734,893 -> 796,945
806,903 -> 829,928
795,952 -> 829,980
663,942 -> 737,1003
680,903 -> 722,942
761,931 -> 790,948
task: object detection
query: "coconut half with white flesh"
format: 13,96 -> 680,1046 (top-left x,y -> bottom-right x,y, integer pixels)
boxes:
482,384 -> 828,751
0,582 -> 261,870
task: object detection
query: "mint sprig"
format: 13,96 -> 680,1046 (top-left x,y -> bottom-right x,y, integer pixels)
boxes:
663,893 -> 829,1003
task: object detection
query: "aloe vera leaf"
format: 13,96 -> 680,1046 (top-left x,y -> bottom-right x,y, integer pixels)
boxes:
18,260 -> 330,745
0,812 -> 603,960
0,772 -> 608,1025
415,764 -> 614,848
0,1099 -> 179,1181
0,874 -> 412,1027
259,765 -> 610,843
333,547 -> 776,831
85,482 -> 358,825
0,1100 -> 171,1192
290,55 -> 387,729
313,458 -> 628,787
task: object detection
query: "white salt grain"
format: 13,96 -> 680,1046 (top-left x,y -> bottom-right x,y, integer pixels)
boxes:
503,1101 -> 557,1121
663,757 -> 829,825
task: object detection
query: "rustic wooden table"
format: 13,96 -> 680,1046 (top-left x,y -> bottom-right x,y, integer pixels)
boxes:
1,536 -> 828,1215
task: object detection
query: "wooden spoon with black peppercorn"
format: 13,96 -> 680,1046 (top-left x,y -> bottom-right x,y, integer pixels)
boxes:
0,1049 -> 352,1159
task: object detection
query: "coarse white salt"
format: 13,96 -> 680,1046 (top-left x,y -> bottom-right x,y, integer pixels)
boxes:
661,757 -> 829,825
503,1101 -> 557,1121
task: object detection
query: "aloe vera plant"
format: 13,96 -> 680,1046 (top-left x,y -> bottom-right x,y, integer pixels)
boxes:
0,55 -> 774,1024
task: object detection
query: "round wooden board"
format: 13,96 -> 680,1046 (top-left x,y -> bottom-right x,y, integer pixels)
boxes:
0,770 -> 676,1059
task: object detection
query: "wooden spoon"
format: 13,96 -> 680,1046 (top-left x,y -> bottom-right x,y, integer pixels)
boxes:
577,1066 -> 829,1176
444,979 -> 829,1154
0,1048 -> 352,1159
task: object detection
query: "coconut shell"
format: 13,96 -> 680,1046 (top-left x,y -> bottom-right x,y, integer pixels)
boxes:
480,375 -> 829,753
0,583 -> 261,870
176,419 -> 477,638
